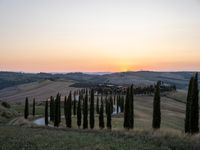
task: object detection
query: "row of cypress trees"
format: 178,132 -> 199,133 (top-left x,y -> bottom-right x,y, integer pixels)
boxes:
24,73 -> 198,134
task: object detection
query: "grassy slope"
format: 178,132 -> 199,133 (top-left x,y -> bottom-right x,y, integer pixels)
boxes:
1,125 -> 200,150
12,92 -> 187,131
1,91 -> 200,149
0,80 -> 79,102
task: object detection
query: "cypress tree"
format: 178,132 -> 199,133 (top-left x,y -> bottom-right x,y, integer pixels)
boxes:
99,97 -> 105,129
152,81 -> 161,129
110,94 -> 113,114
185,77 -> 193,133
117,95 -> 119,114
106,96 -> 112,130
190,73 -> 199,134
58,94 -> 61,124
129,85 -> 134,129
64,96 -> 67,124
50,96 -> 54,122
124,88 -> 130,129
45,100 -> 48,126
113,94 -> 116,105
24,97 -> 29,119
77,94 -> 82,128
90,89 -> 95,129
83,91 -> 88,129
105,96 -> 108,115
120,95 -> 124,113
54,93 -> 60,127
66,92 -> 72,128
73,92 -> 77,116
32,98 -> 35,117
96,96 -> 100,114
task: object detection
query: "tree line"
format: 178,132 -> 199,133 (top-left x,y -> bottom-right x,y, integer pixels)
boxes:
24,73 -> 198,134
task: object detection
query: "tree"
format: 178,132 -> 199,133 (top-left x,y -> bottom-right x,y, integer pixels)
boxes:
185,73 -> 199,134
152,81 -> 161,129
190,73 -> 199,134
58,94 -> 61,124
24,97 -> 29,119
77,94 -> 82,128
120,95 -> 124,113
99,98 -> 105,129
64,96 -> 67,123
90,89 -> 95,129
117,95 -> 119,114
83,90 -> 88,129
66,92 -> 72,128
129,85 -> 134,129
50,96 -> 55,122
124,88 -> 130,129
96,96 -> 100,114
106,96 -> 112,130
54,93 -> 60,127
73,92 -> 77,116
45,100 -> 48,126
185,77 -> 193,133
32,98 -> 35,117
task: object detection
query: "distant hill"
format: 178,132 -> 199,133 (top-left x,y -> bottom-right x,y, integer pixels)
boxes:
0,71 -> 199,90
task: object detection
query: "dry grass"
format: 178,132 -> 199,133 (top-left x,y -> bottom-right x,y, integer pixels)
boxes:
0,79 -> 80,102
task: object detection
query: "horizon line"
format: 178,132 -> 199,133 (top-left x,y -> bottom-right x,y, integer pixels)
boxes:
0,70 -> 200,74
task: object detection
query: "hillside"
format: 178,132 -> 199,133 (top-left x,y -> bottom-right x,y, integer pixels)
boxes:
0,80 -> 78,102
0,71 -> 199,90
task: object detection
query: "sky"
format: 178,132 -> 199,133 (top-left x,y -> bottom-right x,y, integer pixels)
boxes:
0,0 -> 200,72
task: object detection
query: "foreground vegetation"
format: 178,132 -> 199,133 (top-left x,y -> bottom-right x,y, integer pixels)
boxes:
1,125 -> 200,150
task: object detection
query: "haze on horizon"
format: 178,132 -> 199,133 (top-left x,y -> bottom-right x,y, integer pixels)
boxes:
0,0 -> 200,73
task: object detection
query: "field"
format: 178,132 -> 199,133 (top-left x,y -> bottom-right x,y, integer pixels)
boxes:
10,93 -> 187,132
0,79 -> 79,102
1,125 -> 200,150
1,82 -> 200,150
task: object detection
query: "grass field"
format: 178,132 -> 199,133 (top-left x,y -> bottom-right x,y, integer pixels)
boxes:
10,91 -> 188,132
1,125 -> 200,150
2,90 -> 200,149
0,79 -> 79,102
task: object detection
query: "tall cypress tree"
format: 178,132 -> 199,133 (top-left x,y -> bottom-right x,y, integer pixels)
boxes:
96,96 -> 100,114
64,96 -> 67,124
120,95 -> 124,113
32,98 -> 35,117
185,77 -> 193,133
66,92 -> 72,128
45,100 -> 48,126
190,73 -> 199,134
83,91 -> 88,129
24,97 -> 29,119
105,96 -> 108,115
58,94 -> 61,124
50,96 -> 55,122
99,98 -> 105,129
77,94 -> 82,128
54,93 -> 60,127
73,92 -> 77,116
124,88 -> 130,129
106,96 -> 112,130
116,95 -> 119,114
90,89 -> 95,129
129,85 -> 134,129
152,81 -> 161,129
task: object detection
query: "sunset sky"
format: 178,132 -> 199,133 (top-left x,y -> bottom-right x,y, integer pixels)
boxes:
0,0 -> 200,72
